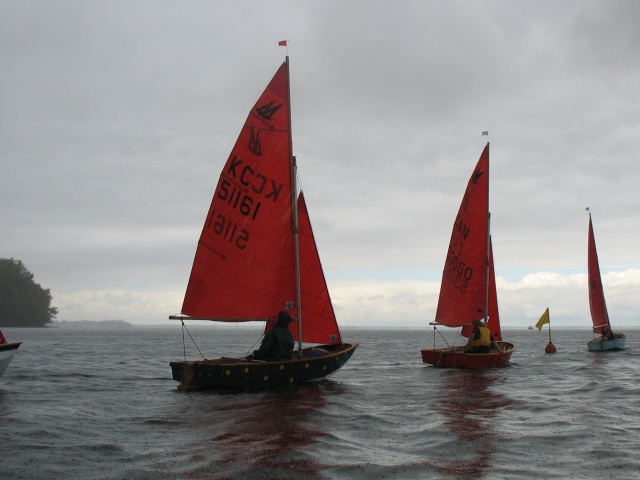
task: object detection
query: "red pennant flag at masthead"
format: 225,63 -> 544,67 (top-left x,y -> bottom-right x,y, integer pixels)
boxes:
278,40 -> 287,46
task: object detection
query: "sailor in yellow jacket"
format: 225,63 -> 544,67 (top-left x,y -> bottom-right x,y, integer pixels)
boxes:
466,319 -> 494,354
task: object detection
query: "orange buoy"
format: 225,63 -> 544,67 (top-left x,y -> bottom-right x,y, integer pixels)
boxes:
544,341 -> 557,354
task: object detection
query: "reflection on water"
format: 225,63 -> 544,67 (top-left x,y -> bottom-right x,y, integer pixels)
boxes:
182,382 -> 343,479
426,370 -> 513,479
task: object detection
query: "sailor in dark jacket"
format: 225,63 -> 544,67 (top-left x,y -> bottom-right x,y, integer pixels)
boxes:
250,311 -> 295,361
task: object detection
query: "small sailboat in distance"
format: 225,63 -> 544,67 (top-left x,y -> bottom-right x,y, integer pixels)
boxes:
169,56 -> 357,390
586,209 -> 626,351
421,143 -> 514,368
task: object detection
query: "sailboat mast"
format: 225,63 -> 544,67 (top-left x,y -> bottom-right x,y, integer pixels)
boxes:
286,56 -> 304,355
484,142 -> 491,323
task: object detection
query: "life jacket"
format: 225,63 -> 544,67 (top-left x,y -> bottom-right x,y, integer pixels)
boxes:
469,326 -> 491,347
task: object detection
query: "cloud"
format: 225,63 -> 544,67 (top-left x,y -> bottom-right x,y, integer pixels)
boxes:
56,288 -> 184,323
2,1 -> 640,329
49,268 -> 639,330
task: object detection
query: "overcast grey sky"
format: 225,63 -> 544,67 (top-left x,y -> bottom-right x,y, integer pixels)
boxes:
2,1 -> 640,328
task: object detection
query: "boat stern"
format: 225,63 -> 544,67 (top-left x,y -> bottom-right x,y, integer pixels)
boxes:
587,334 -> 626,352
421,342 -> 514,368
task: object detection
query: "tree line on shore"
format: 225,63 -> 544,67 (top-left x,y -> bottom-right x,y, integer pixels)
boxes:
0,257 -> 57,327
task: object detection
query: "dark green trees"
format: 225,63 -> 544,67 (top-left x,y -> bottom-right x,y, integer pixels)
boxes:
0,258 -> 58,327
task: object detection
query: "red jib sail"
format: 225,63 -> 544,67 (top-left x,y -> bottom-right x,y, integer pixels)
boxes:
296,192 -> 342,344
435,143 -> 492,333
180,62 -> 295,321
486,238 -> 502,341
588,215 -> 610,334
461,239 -> 502,340
264,192 -> 342,343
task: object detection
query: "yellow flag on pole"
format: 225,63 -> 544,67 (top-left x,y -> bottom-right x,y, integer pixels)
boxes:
536,308 -> 550,331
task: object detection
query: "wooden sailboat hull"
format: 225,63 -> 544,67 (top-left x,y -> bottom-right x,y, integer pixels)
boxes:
0,342 -> 22,377
170,343 -> 358,391
587,334 -> 626,352
421,342 -> 514,369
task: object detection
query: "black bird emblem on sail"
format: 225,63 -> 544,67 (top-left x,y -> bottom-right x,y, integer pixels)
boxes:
471,169 -> 485,185
256,101 -> 283,121
248,126 -> 262,156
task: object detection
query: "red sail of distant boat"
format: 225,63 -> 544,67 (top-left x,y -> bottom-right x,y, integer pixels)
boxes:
421,143 -> 513,368
588,215 -> 609,334
486,239 -> 501,341
435,144 -> 491,332
181,62 -> 294,322
585,212 -> 626,351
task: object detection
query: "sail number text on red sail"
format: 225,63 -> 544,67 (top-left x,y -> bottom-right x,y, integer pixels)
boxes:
205,155 -> 285,250
206,207 -> 250,250
443,215 -> 474,293
225,156 -> 284,202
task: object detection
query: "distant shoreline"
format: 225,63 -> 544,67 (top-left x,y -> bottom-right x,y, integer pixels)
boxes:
53,320 -> 133,329
4,322 -> 636,331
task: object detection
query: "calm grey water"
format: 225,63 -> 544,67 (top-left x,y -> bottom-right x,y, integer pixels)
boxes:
1,326 -> 639,479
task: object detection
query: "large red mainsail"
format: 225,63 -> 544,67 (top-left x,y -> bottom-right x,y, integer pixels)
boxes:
588,214 -> 610,334
435,143 -> 491,332
180,62 -> 295,321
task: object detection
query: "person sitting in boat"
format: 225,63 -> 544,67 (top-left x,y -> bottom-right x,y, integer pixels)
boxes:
247,311 -> 295,362
601,325 -> 615,341
466,319 -> 501,354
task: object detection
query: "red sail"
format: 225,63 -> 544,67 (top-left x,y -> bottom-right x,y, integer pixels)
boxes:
296,192 -> 342,344
435,144 -> 490,329
460,239 -> 501,340
180,62 -> 294,321
588,215 -> 609,333
486,239 -> 502,341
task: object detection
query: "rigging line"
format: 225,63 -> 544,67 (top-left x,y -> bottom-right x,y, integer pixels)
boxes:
432,325 -> 453,348
245,334 -> 264,357
455,330 -> 474,348
181,320 -> 206,360
295,168 -> 304,194
602,277 -> 621,328
182,322 -> 186,361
